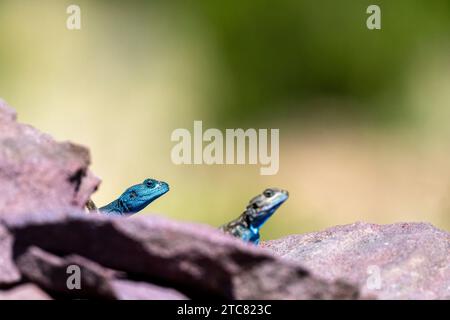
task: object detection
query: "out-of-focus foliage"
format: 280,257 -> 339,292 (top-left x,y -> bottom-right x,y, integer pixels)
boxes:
188,0 -> 450,126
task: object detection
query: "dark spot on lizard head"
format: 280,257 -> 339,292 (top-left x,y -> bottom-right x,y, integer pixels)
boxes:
129,191 -> 137,199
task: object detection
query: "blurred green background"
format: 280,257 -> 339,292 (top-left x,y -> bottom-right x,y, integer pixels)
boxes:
1,0 -> 449,239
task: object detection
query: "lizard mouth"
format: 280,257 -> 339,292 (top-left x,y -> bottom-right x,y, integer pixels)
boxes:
146,181 -> 170,201
157,181 -> 170,194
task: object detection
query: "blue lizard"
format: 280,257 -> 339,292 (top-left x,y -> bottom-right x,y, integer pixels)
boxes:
87,178 -> 169,216
219,188 -> 289,244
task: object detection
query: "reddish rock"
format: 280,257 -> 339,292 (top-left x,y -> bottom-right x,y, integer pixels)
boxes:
0,224 -> 20,286
0,283 -> 51,300
15,245 -> 189,300
0,99 -> 16,121
0,99 -> 100,216
110,280 -> 188,300
17,246 -> 122,299
5,210 -> 359,299
262,222 -> 450,300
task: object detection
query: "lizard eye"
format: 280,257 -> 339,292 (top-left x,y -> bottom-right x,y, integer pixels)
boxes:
263,189 -> 274,198
129,191 -> 137,199
145,179 -> 156,188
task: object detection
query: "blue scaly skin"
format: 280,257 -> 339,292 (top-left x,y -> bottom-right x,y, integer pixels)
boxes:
219,188 -> 289,244
87,178 -> 169,216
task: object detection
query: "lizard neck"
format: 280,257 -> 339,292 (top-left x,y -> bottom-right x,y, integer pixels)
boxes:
99,199 -> 126,215
242,214 -> 261,244
248,208 -> 276,230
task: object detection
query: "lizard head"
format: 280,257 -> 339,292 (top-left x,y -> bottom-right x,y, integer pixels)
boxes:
118,178 -> 169,214
245,188 -> 289,229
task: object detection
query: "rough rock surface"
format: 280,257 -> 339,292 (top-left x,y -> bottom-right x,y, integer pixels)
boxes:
0,99 -> 100,216
4,210 -> 359,300
110,280 -> 188,300
0,99 -> 16,121
15,246 -> 188,300
0,283 -> 51,300
0,224 -> 20,286
16,246 -> 122,299
263,222 -> 450,300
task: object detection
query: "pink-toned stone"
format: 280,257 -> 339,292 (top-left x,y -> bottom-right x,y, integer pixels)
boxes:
0,99 -> 100,216
0,99 -> 16,121
263,222 -> 450,300
17,246 -> 121,299
5,210 -> 359,299
0,224 -> 20,285
0,283 -> 51,300
111,280 -> 188,300
16,245 -> 189,300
